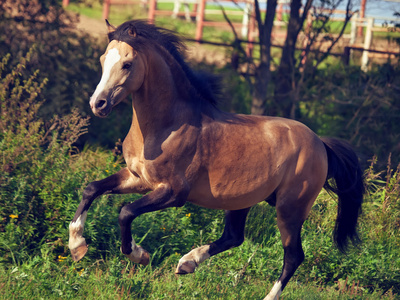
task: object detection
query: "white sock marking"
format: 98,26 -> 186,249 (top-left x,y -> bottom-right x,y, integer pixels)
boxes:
69,211 -> 88,249
264,281 -> 282,300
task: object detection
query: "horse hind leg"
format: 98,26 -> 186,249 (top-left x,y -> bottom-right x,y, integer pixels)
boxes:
264,224 -> 304,300
176,207 -> 250,274
264,190 -> 319,300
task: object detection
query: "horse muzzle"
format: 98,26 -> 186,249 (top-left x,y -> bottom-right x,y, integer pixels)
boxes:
90,97 -> 112,118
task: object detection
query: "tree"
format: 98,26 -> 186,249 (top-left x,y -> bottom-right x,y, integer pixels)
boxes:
223,0 -> 354,119
273,0 -> 312,118
251,0 -> 278,115
275,0 -> 354,119
0,0 -> 101,116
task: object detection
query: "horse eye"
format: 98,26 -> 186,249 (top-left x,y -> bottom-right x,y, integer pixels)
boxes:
122,62 -> 132,70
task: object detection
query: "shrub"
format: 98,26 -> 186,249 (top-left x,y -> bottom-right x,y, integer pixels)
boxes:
0,49 -> 90,264
298,62 -> 400,169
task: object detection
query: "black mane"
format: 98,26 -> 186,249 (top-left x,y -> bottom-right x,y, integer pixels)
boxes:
108,20 -> 221,106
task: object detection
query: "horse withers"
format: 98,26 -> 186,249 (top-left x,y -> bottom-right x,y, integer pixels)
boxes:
68,20 -> 364,300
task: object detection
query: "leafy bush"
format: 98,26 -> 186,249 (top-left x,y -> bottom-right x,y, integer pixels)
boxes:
298,62 -> 400,169
0,49 -> 91,263
0,0 -> 135,148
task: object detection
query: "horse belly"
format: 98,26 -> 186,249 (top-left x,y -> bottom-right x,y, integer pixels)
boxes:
187,159 -> 281,210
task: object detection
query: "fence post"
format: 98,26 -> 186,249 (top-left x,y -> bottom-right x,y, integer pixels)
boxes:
148,0 -> 157,23
242,1 -> 252,38
103,0 -> 111,20
246,2 -> 255,57
361,17 -> 374,72
195,0 -> 206,41
358,0 -> 367,37
277,3 -> 283,22
350,12 -> 357,45
349,12 -> 358,62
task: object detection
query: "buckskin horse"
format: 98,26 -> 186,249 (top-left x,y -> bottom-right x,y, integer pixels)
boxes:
69,20 -> 364,299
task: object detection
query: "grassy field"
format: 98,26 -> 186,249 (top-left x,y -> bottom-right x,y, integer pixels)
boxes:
1,3 -> 399,300
1,188 -> 399,300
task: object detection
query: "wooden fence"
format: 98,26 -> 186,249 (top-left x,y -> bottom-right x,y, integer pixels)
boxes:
62,0 -> 399,70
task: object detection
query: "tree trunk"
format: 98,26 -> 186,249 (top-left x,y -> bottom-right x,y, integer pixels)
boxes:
250,0 -> 277,115
274,0 -> 312,118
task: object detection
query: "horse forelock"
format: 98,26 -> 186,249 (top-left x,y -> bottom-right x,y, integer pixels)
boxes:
108,20 -> 221,107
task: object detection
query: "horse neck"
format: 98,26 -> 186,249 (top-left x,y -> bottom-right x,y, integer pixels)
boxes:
129,48 -> 201,140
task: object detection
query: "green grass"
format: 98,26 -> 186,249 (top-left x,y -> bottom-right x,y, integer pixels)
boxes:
67,2 -> 105,19
0,243 -> 393,300
1,188 -> 399,299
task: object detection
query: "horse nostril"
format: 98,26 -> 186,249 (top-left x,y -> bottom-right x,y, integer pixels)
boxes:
95,99 -> 107,110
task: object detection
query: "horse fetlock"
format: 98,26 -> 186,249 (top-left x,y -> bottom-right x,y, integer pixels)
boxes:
69,213 -> 89,262
69,226 -> 88,262
121,244 -> 150,266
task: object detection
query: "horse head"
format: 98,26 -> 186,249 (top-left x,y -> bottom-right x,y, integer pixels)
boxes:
90,21 -> 146,117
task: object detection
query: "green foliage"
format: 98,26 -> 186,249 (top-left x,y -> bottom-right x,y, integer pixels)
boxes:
298,62 -> 400,168
1,0 -> 98,114
0,0 -> 133,148
0,49 -> 92,263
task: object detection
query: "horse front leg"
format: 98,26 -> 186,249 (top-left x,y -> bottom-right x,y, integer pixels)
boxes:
118,183 -> 187,265
69,168 -> 149,261
176,208 -> 250,274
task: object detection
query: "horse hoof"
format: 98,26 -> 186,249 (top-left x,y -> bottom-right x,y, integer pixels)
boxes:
175,260 -> 197,274
123,245 -> 150,266
70,243 -> 88,262
137,246 -> 150,266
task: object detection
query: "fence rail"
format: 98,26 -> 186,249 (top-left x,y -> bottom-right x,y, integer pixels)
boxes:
63,0 -> 400,70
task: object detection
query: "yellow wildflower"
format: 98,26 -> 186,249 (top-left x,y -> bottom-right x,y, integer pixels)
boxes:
78,268 -> 85,276
9,214 -> 18,219
186,213 -> 191,218
58,255 -> 67,262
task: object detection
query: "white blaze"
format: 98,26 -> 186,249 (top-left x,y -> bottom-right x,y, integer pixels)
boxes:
90,48 -> 121,106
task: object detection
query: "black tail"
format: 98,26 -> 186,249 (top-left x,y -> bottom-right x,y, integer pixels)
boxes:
321,137 -> 365,252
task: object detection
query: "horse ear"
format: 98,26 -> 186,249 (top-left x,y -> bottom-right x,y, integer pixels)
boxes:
105,19 -> 116,34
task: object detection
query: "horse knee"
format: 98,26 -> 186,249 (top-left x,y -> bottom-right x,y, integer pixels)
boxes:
82,181 -> 99,200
